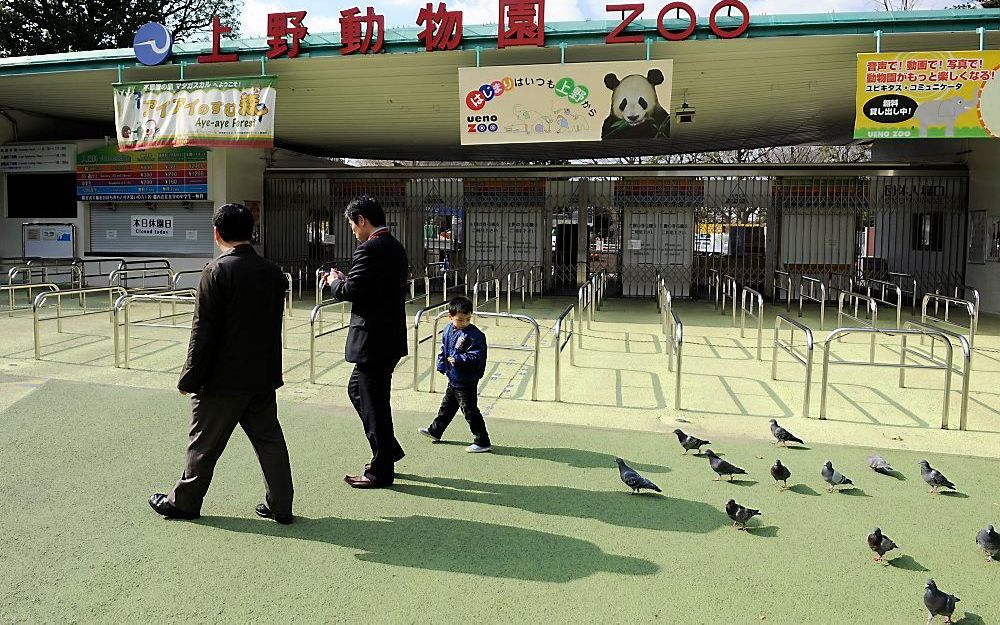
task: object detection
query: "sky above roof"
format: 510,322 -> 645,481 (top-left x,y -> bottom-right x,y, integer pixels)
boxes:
239,0 -> 964,37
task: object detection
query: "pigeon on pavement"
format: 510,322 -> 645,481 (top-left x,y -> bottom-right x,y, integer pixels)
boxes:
867,528 -> 898,564
769,419 -> 804,446
704,449 -> 748,482
673,429 -> 710,455
923,579 -> 960,624
725,498 -> 761,530
821,460 -> 854,492
615,457 -> 662,494
976,525 -> 999,562
919,460 -> 956,493
770,459 -> 791,488
867,455 -> 894,475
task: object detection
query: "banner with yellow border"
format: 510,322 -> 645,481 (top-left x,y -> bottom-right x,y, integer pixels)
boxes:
854,51 -> 1000,139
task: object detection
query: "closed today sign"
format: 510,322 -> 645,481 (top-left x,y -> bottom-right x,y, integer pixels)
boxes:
131,215 -> 174,237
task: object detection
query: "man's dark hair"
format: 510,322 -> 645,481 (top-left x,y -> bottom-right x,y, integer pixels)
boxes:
345,195 -> 386,227
214,203 -> 254,242
448,296 -> 474,316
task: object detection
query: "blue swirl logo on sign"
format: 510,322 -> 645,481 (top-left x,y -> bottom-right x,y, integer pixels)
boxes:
133,23 -> 173,66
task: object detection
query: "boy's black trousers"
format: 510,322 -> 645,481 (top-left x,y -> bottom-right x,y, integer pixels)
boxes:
428,384 -> 491,447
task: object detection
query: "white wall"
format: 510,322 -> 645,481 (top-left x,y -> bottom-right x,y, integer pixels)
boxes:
872,139 -> 1000,314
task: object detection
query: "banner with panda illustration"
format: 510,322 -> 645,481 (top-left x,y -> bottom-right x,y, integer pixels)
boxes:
854,51 -> 1000,139
459,60 -> 673,145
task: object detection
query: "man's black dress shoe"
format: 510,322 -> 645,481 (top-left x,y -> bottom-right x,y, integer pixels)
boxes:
148,493 -> 200,520
344,474 -> 392,489
255,503 -> 293,525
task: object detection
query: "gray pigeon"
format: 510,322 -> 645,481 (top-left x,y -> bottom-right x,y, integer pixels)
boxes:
867,455 -> 894,475
821,460 -> 854,492
673,428 -> 710,455
704,449 -> 748,482
615,457 -> 661,494
769,419 -> 804,446
867,528 -> 898,564
923,579 -> 960,624
976,525 -> 1000,562
725,498 -> 761,530
918,460 -> 956,493
770,459 -> 791,488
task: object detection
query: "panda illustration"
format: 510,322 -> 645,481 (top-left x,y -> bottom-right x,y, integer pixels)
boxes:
601,69 -> 670,140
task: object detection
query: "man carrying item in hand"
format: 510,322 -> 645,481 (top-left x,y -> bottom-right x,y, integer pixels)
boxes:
321,195 -> 408,489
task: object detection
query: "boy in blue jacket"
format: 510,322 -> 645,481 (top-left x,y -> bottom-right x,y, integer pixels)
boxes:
419,296 -> 492,452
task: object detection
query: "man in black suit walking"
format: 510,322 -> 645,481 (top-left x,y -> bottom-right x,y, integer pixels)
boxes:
322,195 -> 408,488
149,203 -> 294,523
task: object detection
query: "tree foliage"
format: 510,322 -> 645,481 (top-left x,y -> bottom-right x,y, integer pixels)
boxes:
0,0 -> 243,57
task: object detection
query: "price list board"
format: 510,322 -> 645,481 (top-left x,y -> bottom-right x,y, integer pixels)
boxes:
76,146 -> 208,201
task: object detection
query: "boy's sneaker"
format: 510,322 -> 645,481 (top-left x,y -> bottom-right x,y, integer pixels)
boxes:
418,428 -> 441,442
466,444 -> 492,453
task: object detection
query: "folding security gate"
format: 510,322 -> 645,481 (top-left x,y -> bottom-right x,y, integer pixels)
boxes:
263,165 -> 969,300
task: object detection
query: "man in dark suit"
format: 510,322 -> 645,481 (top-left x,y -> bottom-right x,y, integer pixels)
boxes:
149,203 -> 294,523
322,195 -> 408,488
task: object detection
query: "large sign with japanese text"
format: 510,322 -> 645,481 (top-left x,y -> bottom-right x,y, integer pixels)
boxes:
113,77 -> 276,151
855,51 -> 1000,139
77,146 -> 208,201
460,60 -> 673,145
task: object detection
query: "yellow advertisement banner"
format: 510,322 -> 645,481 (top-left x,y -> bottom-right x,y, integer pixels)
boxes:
459,60 -> 673,145
855,50 -> 1000,139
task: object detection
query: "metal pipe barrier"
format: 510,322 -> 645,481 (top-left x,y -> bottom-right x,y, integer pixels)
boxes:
284,272 -> 294,317
15,261 -> 84,291
658,279 -> 672,336
473,277 -> 502,325
412,301 -> 452,390
708,268 -> 721,309
772,314 -> 814,418
837,292 -> 879,362
528,264 -> 544,301
740,286 -> 764,360
474,264 -> 496,285
308,299 -> 352,383
888,272 -> 919,315
933,284 -> 980,342
32,286 -> 127,359
798,275 -> 828,330
73,257 -> 126,288
554,304 -> 575,402
772,270 -> 793,312
577,277 -> 595,346
276,259 -> 309,300
109,268 -> 175,293
901,320 -> 971,431
170,269 -> 205,291
506,269 -> 527,311
866,278 -> 903,329
429,309 -> 540,401
664,292 -> 683,411
922,293 -> 977,349
118,258 -> 171,272
720,274 -> 738,326
3,282 -> 59,316
424,262 -> 448,278
820,326 -> 954,429
827,272 -> 855,299
113,291 -> 197,368
405,277 -> 432,308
